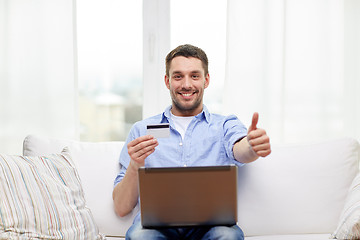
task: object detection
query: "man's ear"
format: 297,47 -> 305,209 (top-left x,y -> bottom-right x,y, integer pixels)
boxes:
204,73 -> 210,89
165,75 -> 170,89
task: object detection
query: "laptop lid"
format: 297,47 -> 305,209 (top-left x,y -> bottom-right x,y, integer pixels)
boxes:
138,165 -> 238,228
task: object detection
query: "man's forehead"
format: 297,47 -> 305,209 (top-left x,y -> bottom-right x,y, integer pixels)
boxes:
172,69 -> 202,74
169,56 -> 204,74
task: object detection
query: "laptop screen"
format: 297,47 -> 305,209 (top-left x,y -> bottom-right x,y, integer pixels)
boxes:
138,165 -> 238,228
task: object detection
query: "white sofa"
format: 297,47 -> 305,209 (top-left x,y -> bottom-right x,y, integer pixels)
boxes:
21,135 -> 360,240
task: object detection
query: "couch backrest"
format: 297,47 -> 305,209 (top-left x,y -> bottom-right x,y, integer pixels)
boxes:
23,135 -> 136,238
23,135 -> 360,237
237,137 -> 360,236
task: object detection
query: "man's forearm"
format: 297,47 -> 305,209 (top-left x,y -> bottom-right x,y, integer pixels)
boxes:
112,163 -> 140,217
233,137 -> 259,164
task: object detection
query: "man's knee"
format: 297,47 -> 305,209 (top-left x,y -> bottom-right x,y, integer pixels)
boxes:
126,222 -> 171,240
206,225 -> 244,240
126,222 -> 155,240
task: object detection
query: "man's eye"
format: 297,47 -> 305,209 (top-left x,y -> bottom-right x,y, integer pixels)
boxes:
173,75 -> 182,79
192,75 -> 200,79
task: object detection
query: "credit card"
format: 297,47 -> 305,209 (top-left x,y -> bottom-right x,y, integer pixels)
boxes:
146,123 -> 170,138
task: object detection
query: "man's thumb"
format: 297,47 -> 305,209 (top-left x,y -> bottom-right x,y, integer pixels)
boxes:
248,112 -> 259,133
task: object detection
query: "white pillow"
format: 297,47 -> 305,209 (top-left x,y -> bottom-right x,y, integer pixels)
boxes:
0,148 -> 104,240
332,172 -> 360,239
22,134 -> 136,237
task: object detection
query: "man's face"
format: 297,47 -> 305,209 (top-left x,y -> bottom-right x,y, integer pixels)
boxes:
165,56 -> 210,116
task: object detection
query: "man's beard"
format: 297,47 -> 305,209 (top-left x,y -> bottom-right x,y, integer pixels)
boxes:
171,92 -> 203,115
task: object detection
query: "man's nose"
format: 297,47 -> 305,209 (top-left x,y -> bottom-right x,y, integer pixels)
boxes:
182,76 -> 192,88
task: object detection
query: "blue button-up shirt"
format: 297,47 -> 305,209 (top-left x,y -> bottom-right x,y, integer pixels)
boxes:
114,105 -> 247,186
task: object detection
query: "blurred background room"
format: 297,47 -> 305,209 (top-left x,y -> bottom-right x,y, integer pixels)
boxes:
1,0 -> 359,154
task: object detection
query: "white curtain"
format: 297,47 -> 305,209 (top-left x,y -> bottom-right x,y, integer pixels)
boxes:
0,0 -> 77,154
224,0 -> 360,144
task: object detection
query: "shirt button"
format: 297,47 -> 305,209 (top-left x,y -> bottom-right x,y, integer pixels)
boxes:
179,142 -> 183,146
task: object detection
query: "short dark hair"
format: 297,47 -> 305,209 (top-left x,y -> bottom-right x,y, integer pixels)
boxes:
165,44 -> 209,77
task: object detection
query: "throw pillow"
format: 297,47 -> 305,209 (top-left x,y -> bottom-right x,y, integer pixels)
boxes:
332,171 -> 360,239
0,148 -> 104,240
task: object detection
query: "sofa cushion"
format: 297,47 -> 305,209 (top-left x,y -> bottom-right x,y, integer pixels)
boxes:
0,148 -> 104,239
23,135 -> 136,238
237,138 -> 360,236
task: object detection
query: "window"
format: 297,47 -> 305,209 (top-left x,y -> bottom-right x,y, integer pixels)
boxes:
77,0 -> 227,142
171,0 -> 227,113
77,0 -> 143,141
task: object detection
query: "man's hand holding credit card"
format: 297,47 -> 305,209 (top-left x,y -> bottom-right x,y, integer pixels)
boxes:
146,123 -> 170,139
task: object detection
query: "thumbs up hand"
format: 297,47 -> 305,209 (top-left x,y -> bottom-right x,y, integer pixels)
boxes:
247,112 -> 271,158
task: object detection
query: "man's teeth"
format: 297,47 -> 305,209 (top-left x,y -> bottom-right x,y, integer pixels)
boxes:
181,93 -> 193,97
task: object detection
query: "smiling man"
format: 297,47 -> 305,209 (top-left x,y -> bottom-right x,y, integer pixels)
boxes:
165,53 -> 209,117
113,44 -> 271,240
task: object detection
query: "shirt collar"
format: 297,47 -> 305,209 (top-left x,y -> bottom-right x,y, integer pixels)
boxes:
162,105 -> 210,123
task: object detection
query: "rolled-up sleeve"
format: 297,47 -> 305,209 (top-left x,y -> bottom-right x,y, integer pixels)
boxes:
113,125 -> 138,187
113,163 -> 127,187
223,115 -> 247,166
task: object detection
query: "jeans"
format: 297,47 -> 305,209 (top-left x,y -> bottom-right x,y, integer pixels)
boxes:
126,221 -> 244,240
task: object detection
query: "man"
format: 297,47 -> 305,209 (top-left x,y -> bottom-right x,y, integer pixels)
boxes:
113,44 -> 271,240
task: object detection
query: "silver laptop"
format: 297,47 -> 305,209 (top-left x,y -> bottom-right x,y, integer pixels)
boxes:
138,165 -> 238,228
